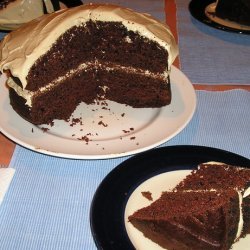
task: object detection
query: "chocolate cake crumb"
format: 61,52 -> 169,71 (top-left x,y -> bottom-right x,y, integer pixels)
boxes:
41,127 -> 49,132
141,191 -> 153,201
122,129 -> 130,133
48,121 -> 54,127
101,101 -> 108,106
101,107 -> 110,111
130,136 -> 136,140
77,135 -> 90,143
70,117 -> 83,126
98,121 -> 108,127
121,113 -> 125,117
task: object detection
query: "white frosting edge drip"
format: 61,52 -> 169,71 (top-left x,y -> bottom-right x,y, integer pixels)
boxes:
236,191 -> 243,241
7,61 -> 169,107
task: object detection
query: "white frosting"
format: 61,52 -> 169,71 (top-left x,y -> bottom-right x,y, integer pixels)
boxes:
7,77 -> 33,106
236,191 -> 243,241
200,161 -> 246,170
200,161 -> 226,166
0,0 -> 55,29
0,3 -> 178,89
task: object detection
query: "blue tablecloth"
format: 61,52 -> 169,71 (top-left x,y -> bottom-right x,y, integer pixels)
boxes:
0,90 -> 248,249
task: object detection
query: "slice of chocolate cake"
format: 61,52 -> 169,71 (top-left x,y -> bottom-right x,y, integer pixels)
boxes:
129,189 -> 240,250
175,162 -> 250,237
215,0 -> 250,26
0,4 -> 178,125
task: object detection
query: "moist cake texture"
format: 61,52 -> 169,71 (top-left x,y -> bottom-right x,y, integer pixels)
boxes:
175,162 -> 250,236
0,4 -> 178,125
129,162 -> 250,250
129,189 -> 240,250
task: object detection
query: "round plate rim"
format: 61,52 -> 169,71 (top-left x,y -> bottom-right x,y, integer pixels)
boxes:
188,0 -> 250,34
90,145 -> 250,250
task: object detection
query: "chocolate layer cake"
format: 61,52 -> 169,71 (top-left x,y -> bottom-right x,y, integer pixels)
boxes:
129,189 -> 240,250
128,162 -> 250,249
175,162 -> 250,236
0,4 -> 178,125
0,0 -> 59,30
215,0 -> 250,25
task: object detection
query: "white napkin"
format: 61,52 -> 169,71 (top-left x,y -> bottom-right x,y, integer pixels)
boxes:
0,167 -> 15,206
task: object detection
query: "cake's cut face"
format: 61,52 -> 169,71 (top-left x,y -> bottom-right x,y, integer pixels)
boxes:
128,162 -> 250,249
0,0 -> 59,30
129,190 -> 240,250
175,162 -> 250,236
215,0 -> 250,26
0,4 -> 178,125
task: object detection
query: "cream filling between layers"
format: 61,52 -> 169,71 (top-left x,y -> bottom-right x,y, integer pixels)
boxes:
236,191 -> 243,240
235,187 -> 250,240
7,61 -> 170,107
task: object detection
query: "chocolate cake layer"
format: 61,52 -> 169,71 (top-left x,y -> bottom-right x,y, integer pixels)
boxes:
26,21 -> 168,91
129,190 -> 239,250
10,66 -> 171,125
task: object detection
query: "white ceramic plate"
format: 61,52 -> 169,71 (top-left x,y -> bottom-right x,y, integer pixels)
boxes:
0,66 -> 196,159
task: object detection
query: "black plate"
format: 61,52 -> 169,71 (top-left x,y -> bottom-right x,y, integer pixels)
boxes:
90,145 -> 250,250
189,0 -> 250,34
